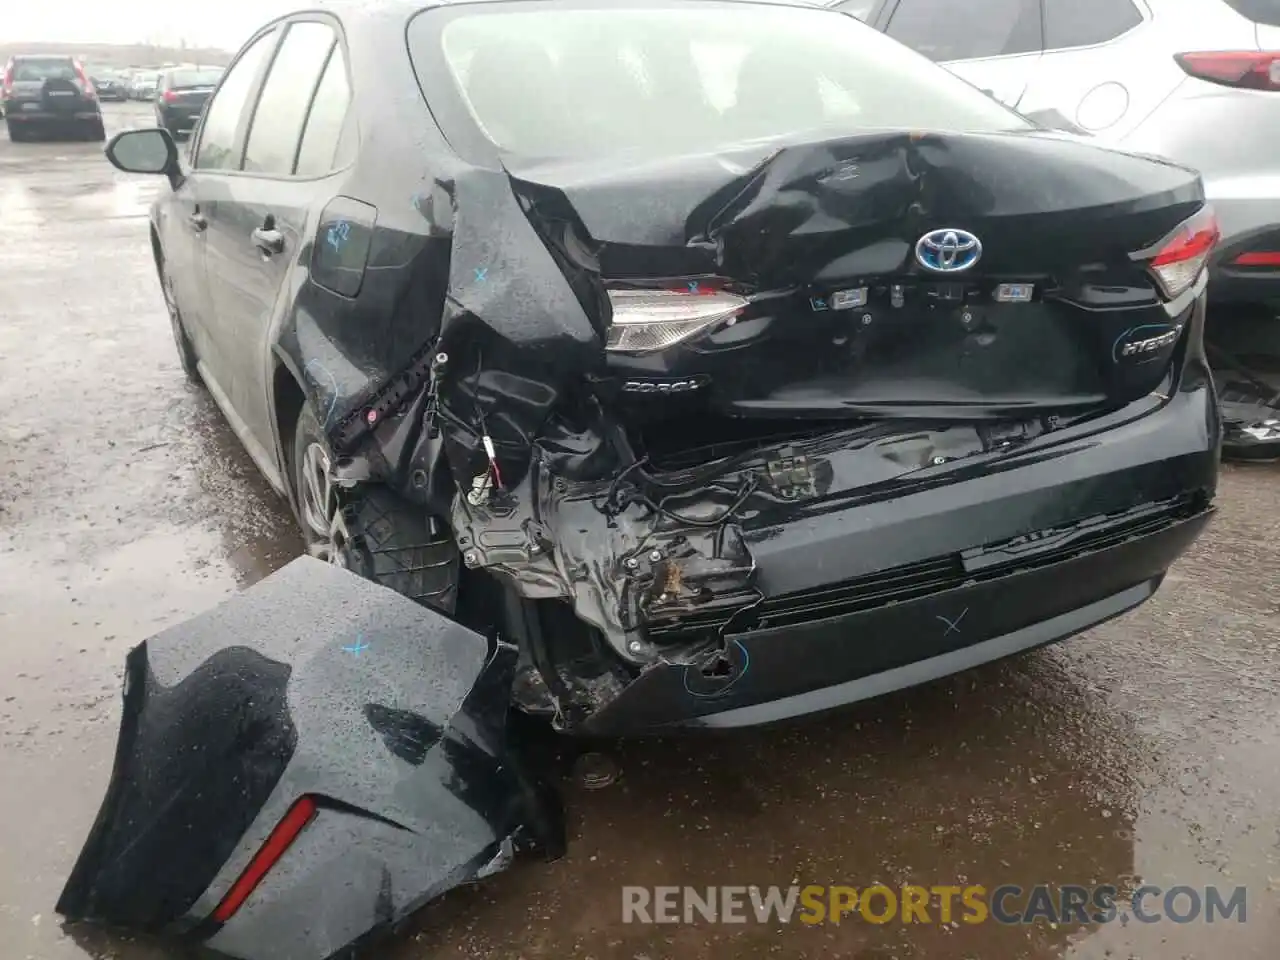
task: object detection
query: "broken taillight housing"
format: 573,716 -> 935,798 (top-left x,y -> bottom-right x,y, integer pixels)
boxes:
605,288 -> 748,354
1139,206 -> 1219,300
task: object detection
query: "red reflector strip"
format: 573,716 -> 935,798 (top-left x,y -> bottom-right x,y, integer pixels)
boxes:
211,796 -> 317,923
1232,251 -> 1280,267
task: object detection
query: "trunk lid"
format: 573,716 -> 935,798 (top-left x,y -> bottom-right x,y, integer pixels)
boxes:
38,76 -> 89,113
509,129 -> 1205,421
56,557 -> 562,960
167,86 -> 215,107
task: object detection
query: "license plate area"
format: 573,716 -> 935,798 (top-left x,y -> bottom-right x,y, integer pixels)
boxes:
807,277 -> 1047,315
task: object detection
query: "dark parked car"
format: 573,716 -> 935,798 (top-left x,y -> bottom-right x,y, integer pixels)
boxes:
67,0 -> 1219,956
91,71 -> 128,101
154,66 -> 223,137
2,55 -> 105,141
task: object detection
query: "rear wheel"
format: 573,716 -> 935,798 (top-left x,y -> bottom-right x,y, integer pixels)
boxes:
291,404 -> 459,610
83,117 -> 106,141
6,121 -> 29,143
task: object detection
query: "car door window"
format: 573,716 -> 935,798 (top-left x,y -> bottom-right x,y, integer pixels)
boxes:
193,30 -> 276,171
242,21 -> 337,176
13,59 -> 77,82
1043,0 -> 1143,50
885,0 -> 1041,61
294,44 -> 354,177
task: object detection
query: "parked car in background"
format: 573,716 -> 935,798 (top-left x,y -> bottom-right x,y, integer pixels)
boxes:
130,71 -> 160,100
71,0 -> 1219,956
154,66 -> 223,138
91,71 -> 128,101
2,55 -> 105,142
843,0 -> 1280,456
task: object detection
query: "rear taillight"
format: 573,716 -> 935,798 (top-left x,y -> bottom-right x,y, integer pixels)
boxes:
1137,206 -> 1219,300
605,286 -> 747,353
74,61 -> 96,99
1175,51 -> 1280,90
162,89 -> 178,103
2,63 -> 13,94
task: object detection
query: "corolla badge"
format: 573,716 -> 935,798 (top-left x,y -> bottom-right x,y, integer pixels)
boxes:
916,228 -> 983,273
1113,323 -> 1184,362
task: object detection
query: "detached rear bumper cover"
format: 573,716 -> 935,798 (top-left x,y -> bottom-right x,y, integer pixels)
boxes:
57,558 -> 563,960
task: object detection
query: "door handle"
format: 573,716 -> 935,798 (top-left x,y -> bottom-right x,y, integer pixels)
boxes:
188,212 -> 207,231
251,226 -> 284,256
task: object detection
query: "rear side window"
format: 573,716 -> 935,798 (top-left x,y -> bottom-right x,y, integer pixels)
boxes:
243,21 -> 338,176
1225,0 -> 1280,26
885,0 -> 1041,61
195,30 -> 276,171
294,46 -> 353,177
408,2 -> 1030,164
13,59 -> 77,82
1043,0 -> 1143,51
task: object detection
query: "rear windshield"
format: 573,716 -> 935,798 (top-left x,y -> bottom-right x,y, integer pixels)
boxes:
406,0 -> 1030,162
169,69 -> 223,88
1225,1 -> 1280,26
13,59 -> 77,82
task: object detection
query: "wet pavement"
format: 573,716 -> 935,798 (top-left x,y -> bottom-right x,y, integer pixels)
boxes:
1,101 -> 1278,960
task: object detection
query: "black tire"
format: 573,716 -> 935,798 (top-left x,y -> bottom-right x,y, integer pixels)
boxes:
159,265 -> 201,383
6,121 -> 29,143
85,117 -> 106,142
291,404 -> 459,611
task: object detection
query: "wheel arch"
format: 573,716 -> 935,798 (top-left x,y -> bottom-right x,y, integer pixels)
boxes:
271,355 -> 307,515
149,224 -> 164,276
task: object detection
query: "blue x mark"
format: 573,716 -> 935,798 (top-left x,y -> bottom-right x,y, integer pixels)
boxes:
474,267 -> 488,282
342,634 -> 370,657
687,280 -> 699,294
936,608 -> 968,637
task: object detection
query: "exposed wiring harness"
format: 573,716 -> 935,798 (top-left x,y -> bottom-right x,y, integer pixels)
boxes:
594,453 -> 759,528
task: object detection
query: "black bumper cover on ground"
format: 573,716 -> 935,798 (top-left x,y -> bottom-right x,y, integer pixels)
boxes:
57,558 -> 563,960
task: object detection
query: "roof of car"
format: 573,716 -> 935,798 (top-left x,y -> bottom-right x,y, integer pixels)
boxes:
221,0 -> 840,61
291,0 -> 824,21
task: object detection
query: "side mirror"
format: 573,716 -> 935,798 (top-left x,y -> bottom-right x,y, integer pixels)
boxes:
105,128 -> 184,190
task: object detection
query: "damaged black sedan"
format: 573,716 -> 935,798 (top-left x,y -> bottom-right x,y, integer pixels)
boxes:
71,0 -> 1220,955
